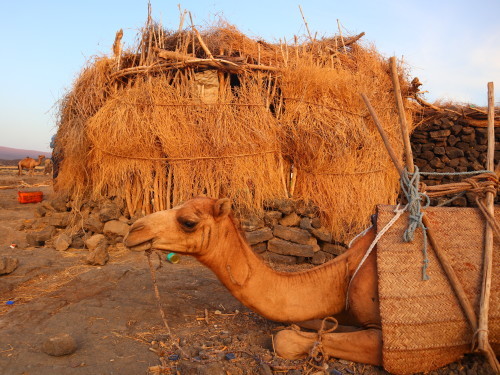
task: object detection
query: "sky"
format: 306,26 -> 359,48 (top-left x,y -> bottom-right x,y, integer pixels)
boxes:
0,0 -> 499,152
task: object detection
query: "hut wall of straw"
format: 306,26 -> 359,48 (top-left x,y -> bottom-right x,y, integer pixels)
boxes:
54,19 -> 414,241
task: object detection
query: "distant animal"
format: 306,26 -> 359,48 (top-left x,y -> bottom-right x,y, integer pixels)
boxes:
18,155 -> 45,176
43,158 -> 53,175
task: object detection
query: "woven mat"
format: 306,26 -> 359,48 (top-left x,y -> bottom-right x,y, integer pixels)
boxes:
376,205 -> 499,375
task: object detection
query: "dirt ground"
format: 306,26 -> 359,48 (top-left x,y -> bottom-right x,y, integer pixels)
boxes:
0,168 -> 495,375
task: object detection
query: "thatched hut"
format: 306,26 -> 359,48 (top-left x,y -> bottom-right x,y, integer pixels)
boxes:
55,16 -> 414,241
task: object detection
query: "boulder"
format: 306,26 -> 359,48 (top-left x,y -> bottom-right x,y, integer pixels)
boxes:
85,234 -> 106,250
83,214 -> 104,234
44,212 -> 71,228
26,226 -> 57,247
42,333 -> 77,357
268,238 -> 314,257
262,251 -> 297,265
50,194 -> 69,212
86,242 -> 109,266
309,227 -> 332,243
239,214 -> 264,231
103,220 -> 130,238
264,199 -> 294,215
0,256 -> 19,275
263,211 -> 282,227
273,225 -> 311,245
244,228 -> 273,245
322,243 -> 346,256
54,234 -> 71,251
279,212 -> 301,227
251,242 -> 267,254
98,201 -> 121,223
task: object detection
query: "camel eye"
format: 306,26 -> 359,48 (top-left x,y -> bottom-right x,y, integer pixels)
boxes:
178,217 -> 198,231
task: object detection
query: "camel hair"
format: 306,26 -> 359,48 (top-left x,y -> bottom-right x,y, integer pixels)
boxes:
18,155 -> 45,176
124,196 -> 497,369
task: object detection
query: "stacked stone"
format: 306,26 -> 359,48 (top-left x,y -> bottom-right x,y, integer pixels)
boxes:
25,194 -> 131,266
411,116 -> 500,206
241,199 -> 347,265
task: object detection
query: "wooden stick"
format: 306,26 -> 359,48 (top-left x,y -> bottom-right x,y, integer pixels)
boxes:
298,5 -> 314,43
478,82 -> 495,352
193,27 -> 214,59
361,93 -> 403,174
336,19 -> 347,53
389,57 -> 414,173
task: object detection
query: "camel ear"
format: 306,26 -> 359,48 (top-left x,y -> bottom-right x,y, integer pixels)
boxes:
213,198 -> 232,219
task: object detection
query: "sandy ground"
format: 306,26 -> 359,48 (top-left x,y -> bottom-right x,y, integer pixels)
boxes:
0,168 -> 495,375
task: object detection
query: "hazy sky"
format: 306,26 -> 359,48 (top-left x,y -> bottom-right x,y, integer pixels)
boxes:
1,0 -> 499,152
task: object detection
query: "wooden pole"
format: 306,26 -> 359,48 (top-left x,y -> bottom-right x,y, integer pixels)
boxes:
389,56 -> 414,173
478,82 -> 495,354
361,93 -> 403,174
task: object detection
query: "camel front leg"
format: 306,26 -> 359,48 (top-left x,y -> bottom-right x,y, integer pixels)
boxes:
274,328 -> 382,366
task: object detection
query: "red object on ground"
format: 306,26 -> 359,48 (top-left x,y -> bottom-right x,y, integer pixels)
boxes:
17,191 -> 43,204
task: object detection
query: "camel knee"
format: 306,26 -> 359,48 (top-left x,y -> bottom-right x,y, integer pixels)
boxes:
274,329 -> 316,360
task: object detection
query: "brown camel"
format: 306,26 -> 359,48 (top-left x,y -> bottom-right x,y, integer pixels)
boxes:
123,197 -> 498,371
18,155 -> 45,176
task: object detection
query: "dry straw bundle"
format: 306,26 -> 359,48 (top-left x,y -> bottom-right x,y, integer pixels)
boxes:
55,12 -> 414,241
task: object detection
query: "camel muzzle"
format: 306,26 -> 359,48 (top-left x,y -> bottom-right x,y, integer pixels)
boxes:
124,223 -> 154,252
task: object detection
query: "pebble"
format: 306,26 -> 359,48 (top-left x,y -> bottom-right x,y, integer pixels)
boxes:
42,333 -> 77,357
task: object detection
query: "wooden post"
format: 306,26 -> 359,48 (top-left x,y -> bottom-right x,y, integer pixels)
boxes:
361,93 -> 403,174
478,82 -> 495,353
389,56 -> 414,172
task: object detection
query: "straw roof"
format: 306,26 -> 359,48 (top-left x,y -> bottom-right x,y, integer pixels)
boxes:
55,16 -> 414,241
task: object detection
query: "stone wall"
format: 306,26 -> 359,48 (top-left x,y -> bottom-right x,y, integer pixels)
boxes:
411,115 -> 499,206
240,199 -> 349,266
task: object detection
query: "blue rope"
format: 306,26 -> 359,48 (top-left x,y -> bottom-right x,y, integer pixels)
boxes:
400,166 -> 430,280
400,167 -> 494,281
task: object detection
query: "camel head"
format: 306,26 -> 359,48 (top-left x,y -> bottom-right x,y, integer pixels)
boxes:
124,197 -> 232,256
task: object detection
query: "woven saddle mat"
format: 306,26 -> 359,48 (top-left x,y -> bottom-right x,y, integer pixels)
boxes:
376,205 -> 499,375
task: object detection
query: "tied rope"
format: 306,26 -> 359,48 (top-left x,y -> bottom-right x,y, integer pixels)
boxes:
400,166 -> 431,280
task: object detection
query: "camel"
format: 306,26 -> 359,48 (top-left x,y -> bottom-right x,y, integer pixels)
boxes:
18,155 -> 45,176
123,197 -> 498,371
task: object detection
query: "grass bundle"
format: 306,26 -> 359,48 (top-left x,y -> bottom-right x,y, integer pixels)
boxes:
55,13 -> 415,240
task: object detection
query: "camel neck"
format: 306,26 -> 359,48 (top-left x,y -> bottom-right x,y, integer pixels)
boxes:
196,220 -> 370,322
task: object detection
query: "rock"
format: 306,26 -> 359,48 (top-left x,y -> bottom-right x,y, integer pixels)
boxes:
0,256 -> 19,275
263,211 -> 282,227
279,212 -> 301,227
34,205 -> 47,218
251,242 -> 267,254
299,217 -> 313,231
26,225 -> 57,247
85,234 -> 106,250
268,238 -> 314,257
42,333 -> 77,356
263,251 -> 297,265
264,199 -> 294,215
98,201 -> 121,223
309,227 -> 332,243
429,157 -> 445,169
273,225 -> 312,245
83,214 -> 104,234
421,150 -> 435,161
239,214 -> 264,231
322,243 -> 346,256
244,228 -> 273,245
311,217 -> 322,229
295,200 -> 318,217
103,220 -> 130,238
71,233 -> 86,249
54,234 -> 71,251
311,251 -> 333,265
434,146 -> 445,155
50,194 -> 69,212
86,242 -> 109,266
429,129 -> 451,140
44,212 -> 71,228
